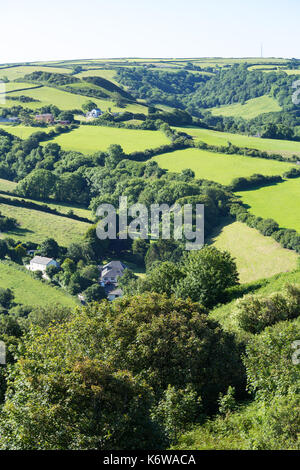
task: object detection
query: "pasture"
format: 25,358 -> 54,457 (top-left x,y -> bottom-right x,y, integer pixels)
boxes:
237,178 -> 300,233
153,148 -> 294,185
0,124 -> 52,139
0,261 -> 77,308
211,220 -> 298,283
0,84 -> 145,114
0,65 -> 72,81
0,203 -> 91,246
43,125 -> 170,154
76,68 -> 119,83
209,95 -> 281,119
0,86 -> 109,110
0,190 -> 93,220
0,178 -> 17,192
2,82 -> 40,92
175,127 -> 300,158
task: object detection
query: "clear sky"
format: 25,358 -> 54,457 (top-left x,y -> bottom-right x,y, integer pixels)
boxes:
1,0 -> 299,63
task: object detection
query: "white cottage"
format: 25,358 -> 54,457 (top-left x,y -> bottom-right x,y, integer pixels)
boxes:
28,256 -> 60,273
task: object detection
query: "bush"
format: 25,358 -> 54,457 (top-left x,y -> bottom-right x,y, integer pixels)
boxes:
244,319 -> 300,400
234,284 -> 300,334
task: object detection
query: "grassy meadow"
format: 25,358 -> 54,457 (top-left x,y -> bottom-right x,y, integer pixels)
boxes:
0,190 -> 93,220
75,68 -> 119,83
0,84 -> 145,114
0,261 -> 77,308
3,82 -> 40,92
209,95 -> 281,119
0,203 -> 91,246
43,125 -> 170,154
211,220 -> 298,283
0,124 -> 52,140
0,65 -> 72,81
153,148 -> 294,185
0,85 -> 107,110
237,178 -> 300,233
175,127 -> 300,158
0,178 -> 17,191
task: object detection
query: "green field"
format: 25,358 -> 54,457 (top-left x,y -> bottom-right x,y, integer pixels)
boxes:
175,127 -> 300,158
0,261 -> 76,308
0,178 -> 17,191
0,65 -> 72,81
209,95 -> 281,119
237,178 -> 300,233
0,85 -> 111,111
0,84 -> 145,114
76,68 -> 119,84
2,82 -> 40,92
0,190 -> 93,220
211,220 -> 298,283
0,203 -> 91,246
153,148 -> 294,185
0,124 -> 52,139
43,125 -> 170,154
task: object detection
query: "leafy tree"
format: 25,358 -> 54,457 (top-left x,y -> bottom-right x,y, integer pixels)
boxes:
218,386 -> 237,415
175,246 -> 239,308
133,261 -> 185,297
105,144 -> 126,168
0,288 -> 14,309
61,258 -> 76,273
45,264 -> 60,279
39,238 -> 60,258
244,319 -> 300,400
250,394 -> 300,450
145,239 -> 183,270
132,238 -> 149,265
13,244 -> 27,263
117,268 -> 138,293
57,111 -> 74,122
69,293 -> 245,411
0,240 -> 8,260
234,284 -> 300,334
83,284 -> 106,302
152,384 -> 203,442
82,100 -> 98,112
15,169 -> 58,200
0,354 -> 164,450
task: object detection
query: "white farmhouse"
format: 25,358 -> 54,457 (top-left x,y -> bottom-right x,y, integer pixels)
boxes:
86,108 -> 103,119
27,256 -> 60,273
100,261 -> 126,285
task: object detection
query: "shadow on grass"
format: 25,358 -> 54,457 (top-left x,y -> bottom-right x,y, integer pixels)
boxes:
4,227 -> 34,237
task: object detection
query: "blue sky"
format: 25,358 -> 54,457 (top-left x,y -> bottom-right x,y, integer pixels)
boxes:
1,0 -> 299,63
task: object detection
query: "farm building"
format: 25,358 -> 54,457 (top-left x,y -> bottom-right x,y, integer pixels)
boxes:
27,256 -> 60,273
35,113 -> 54,124
86,108 -> 103,119
100,261 -> 126,285
107,287 -> 123,301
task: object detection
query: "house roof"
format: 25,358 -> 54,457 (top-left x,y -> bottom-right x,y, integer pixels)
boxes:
35,113 -> 53,118
103,261 -> 126,271
108,288 -> 123,296
101,261 -> 126,279
30,256 -> 55,266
